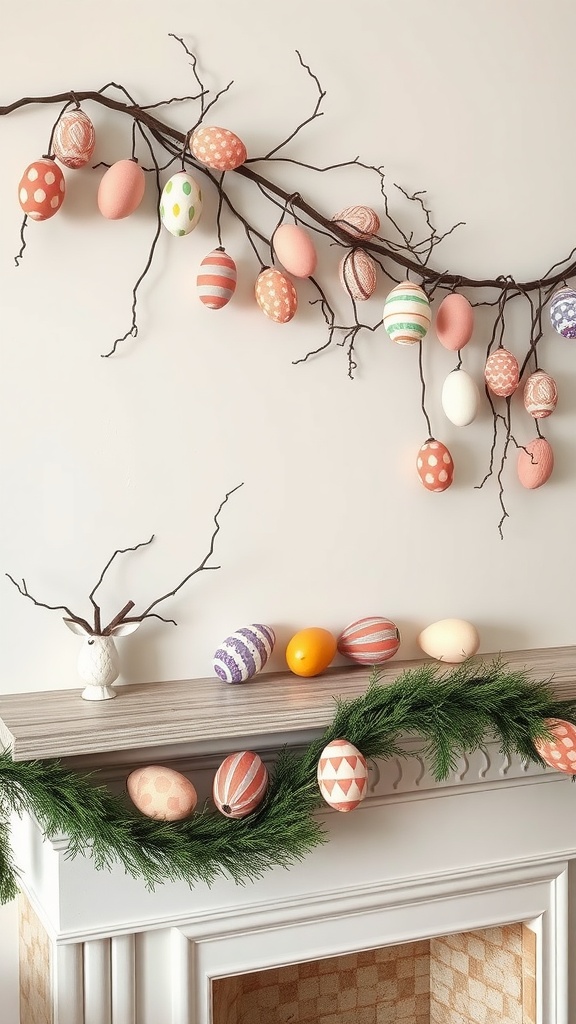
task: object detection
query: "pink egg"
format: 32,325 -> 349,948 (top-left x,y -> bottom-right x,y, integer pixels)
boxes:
517,438 -> 554,489
190,126 -> 247,171
523,372 -> 558,418
98,159 -> 146,220
127,765 -> 197,821
18,158 -> 65,221
255,268 -> 298,323
317,739 -> 368,812
53,108 -> 96,169
338,249 -> 377,301
435,293 -> 474,350
213,751 -> 268,818
337,617 -> 400,665
272,224 -> 317,278
534,719 -> 576,774
331,206 -> 380,241
484,348 -> 519,397
416,439 -> 454,492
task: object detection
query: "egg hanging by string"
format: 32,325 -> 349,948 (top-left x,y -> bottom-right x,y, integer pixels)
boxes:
441,369 -> 480,426
272,223 -> 317,278
160,171 -> 202,236
549,286 -> 576,339
331,205 -> 380,241
416,439 -> 454,492
534,719 -> 576,774
18,158 -> 65,221
383,281 -> 431,345
339,248 -> 377,301
52,108 -> 96,169
197,248 -> 237,309
435,293 -> 474,351
484,348 -> 519,398
98,158 -> 145,220
255,267 -> 298,323
517,438 -> 554,489
190,125 -> 247,171
523,371 -> 558,418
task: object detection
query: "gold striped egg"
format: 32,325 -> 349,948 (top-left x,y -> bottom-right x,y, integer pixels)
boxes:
255,268 -> 297,323
523,371 -> 558,418
338,249 -> 377,301
484,348 -> 519,397
190,126 -> 247,171
331,205 -> 380,241
384,282 -> 431,345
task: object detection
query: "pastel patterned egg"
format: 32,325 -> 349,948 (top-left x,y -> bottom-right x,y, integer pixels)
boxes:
383,281 -> 431,345
523,371 -> 558,418
190,126 -> 247,171
273,223 -> 317,278
441,369 -> 480,426
255,268 -> 298,323
317,739 -> 368,813
549,287 -> 576,338
213,751 -> 268,818
160,171 -> 202,236
435,293 -> 474,351
484,348 -> 519,397
98,159 -> 145,220
213,624 -> 276,683
331,206 -> 380,241
197,248 -> 237,309
127,765 -> 197,821
338,249 -> 377,301
416,439 -> 454,492
534,719 -> 576,774
517,438 -> 554,489
53,108 -> 96,169
417,619 -> 480,663
337,617 -> 400,665
18,158 -> 65,221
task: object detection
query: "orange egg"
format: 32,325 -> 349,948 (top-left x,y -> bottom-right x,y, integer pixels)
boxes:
286,627 -> 337,677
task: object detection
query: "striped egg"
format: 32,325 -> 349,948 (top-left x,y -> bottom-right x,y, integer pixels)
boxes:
534,719 -> 576,774
190,126 -> 247,171
337,617 -> 400,665
550,287 -> 576,339
484,348 -> 519,397
213,624 -> 276,684
383,282 -> 431,345
197,248 -> 237,309
213,751 -> 268,818
317,739 -> 368,812
255,268 -> 298,323
160,171 -> 202,236
517,438 -> 554,489
53,109 -> 96,169
18,158 -> 65,221
417,439 -> 454,492
331,206 -> 380,241
339,249 -> 377,301
127,765 -> 197,821
523,371 -> 558,418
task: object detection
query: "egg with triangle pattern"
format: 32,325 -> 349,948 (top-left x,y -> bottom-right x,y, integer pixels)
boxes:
317,739 -> 368,812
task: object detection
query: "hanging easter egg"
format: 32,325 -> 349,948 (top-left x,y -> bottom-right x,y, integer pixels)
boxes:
213,624 -> 276,683
317,739 -> 368,812
197,248 -> 237,309
18,158 -> 65,221
255,268 -> 298,323
523,371 -> 558,419
549,287 -> 576,339
213,751 -> 268,819
272,223 -> 317,278
190,126 -> 247,171
338,249 -> 377,301
160,171 -> 202,236
517,438 -> 554,489
416,439 -> 454,492
435,293 -> 474,351
337,617 -> 400,665
534,719 -> 576,774
127,765 -> 197,821
98,159 -> 145,220
285,627 -> 337,677
52,108 -> 96,169
484,348 -> 519,397
441,369 -> 480,426
417,618 -> 480,663
331,206 -> 380,241
383,281 -> 431,345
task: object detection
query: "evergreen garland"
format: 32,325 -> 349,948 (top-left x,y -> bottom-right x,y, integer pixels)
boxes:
1,659 -> 574,906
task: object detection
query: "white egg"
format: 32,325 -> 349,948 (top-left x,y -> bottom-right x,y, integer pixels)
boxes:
441,369 -> 480,426
160,171 -> 203,236
418,619 -> 480,664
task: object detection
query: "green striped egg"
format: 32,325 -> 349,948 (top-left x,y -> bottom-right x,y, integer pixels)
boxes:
383,281 -> 431,345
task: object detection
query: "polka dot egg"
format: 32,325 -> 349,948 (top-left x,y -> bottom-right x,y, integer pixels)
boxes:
190,126 -> 247,171
127,765 -> 197,821
213,751 -> 269,819
160,171 -> 202,236
18,158 -> 65,221
383,281 -> 431,345
53,108 -> 96,169
213,624 -> 276,683
550,287 -> 576,339
317,739 -> 368,812
534,719 -> 576,774
484,348 -> 519,397
416,439 -> 454,492
255,268 -> 298,323
523,371 -> 558,418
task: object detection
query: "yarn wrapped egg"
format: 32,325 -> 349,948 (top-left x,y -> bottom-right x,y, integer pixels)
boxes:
212,624 -> 276,683
549,287 -> 576,339
98,159 -> 145,220
484,348 -> 519,397
18,158 -> 65,220
441,369 -> 480,426
53,108 -> 96,169
416,439 -> 454,492
534,719 -> 576,774
190,126 -> 247,171
197,248 -> 237,309
435,293 -> 474,350
517,438 -> 554,489
317,739 -> 368,812
213,751 -> 268,818
339,249 -> 377,301
523,371 -> 558,418
127,765 -> 197,821
418,619 -> 480,663
160,171 -> 202,236
383,282 -> 431,345
337,617 -> 400,665
255,268 -> 298,323
273,223 -> 317,278
331,205 -> 380,241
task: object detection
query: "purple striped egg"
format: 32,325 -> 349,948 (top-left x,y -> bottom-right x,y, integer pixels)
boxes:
213,624 -> 276,684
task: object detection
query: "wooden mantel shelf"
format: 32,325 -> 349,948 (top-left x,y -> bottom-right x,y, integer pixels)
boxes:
0,646 -> 575,762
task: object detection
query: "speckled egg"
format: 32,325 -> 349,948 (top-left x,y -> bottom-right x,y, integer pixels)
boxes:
384,282 -> 431,345
534,719 -> 576,774
523,371 -> 558,418
160,171 -> 202,236
317,739 -> 368,812
484,348 -> 519,397
213,751 -> 268,818
418,619 -> 480,663
53,108 -> 96,169
550,287 -> 576,339
416,439 -> 454,492
441,369 -> 480,426
18,158 -> 65,220
435,293 -> 474,351
127,765 -> 197,821
255,268 -> 298,323
331,206 -> 380,241
98,159 -> 145,220
517,438 -> 554,489
190,126 -> 247,171
337,617 -> 400,665
213,624 -> 276,683
339,248 -> 377,300
273,224 -> 317,278
197,248 -> 237,309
